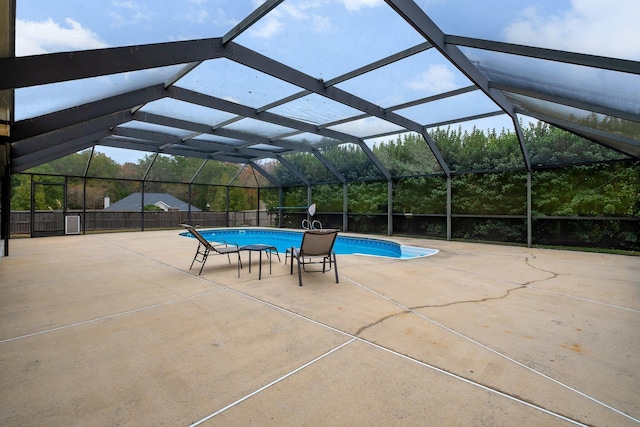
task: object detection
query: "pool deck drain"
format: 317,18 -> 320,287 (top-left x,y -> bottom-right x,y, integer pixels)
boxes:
0,229 -> 638,426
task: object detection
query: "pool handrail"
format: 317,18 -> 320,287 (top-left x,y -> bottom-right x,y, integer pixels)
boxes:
301,219 -> 323,230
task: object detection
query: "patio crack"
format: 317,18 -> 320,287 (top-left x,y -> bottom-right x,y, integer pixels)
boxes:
354,310 -> 410,336
353,255 -> 560,336
412,255 -> 560,310
353,284 -> 526,336
524,255 -> 560,279
412,285 -> 527,310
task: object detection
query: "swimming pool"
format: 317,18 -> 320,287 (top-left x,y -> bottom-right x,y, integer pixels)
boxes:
180,228 -> 438,259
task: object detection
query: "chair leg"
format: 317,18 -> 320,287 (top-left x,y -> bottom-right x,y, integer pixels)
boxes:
198,247 -> 210,275
190,249 -> 198,270
270,247 -> 281,262
289,248 -> 294,275
235,252 -> 241,278
333,252 -> 339,283
297,256 -> 303,286
190,243 -> 203,270
191,243 -> 210,275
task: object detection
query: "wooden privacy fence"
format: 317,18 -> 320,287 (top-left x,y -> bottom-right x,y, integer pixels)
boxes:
9,210 -> 276,235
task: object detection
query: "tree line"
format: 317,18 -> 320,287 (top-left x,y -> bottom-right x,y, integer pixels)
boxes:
9,122 -> 639,221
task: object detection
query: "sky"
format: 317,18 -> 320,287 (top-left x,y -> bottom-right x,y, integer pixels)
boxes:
13,0 -> 640,164
16,0 -> 640,59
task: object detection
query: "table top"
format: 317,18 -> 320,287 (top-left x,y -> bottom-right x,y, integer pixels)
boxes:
241,244 -> 277,251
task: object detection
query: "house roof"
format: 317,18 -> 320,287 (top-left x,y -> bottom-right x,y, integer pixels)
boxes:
105,193 -> 201,212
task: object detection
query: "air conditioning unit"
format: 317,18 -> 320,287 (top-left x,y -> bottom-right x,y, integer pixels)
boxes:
65,215 -> 81,235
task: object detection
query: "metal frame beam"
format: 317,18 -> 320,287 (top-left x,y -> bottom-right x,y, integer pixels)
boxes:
4,0 -> 635,196
0,38 -> 226,90
446,35 -> 640,75
134,112 -> 289,157
357,140 -> 392,181
13,84 -> 167,141
12,130 -> 111,172
385,0 -> 531,171
312,149 -> 347,184
325,41 -> 433,86
222,0 -> 284,45
385,85 -> 478,112
112,127 -> 181,147
249,161 -> 281,188
518,109 -> 640,158
424,111 -> 504,129
12,111 -> 132,159
100,135 -> 166,154
491,82 -> 640,124
222,42 -> 443,176
168,86 -> 363,145
276,155 -> 311,186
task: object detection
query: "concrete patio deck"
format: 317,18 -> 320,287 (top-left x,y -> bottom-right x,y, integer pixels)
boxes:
0,229 -> 638,426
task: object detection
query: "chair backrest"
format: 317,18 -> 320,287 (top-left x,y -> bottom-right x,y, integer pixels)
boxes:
299,229 -> 338,256
185,225 -> 213,249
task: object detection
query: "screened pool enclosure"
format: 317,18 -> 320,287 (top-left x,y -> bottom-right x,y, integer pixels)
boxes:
1,0 -> 639,253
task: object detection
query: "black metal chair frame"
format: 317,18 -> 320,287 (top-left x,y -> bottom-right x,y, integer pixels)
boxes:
289,229 -> 339,286
182,225 -> 243,276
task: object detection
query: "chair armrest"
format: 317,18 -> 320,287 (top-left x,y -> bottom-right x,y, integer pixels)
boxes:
214,241 -> 240,250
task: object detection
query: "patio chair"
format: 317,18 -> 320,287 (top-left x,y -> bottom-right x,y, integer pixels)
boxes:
182,225 -> 242,276
289,229 -> 339,286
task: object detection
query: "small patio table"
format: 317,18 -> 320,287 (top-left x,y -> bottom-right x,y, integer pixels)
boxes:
240,244 -> 281,279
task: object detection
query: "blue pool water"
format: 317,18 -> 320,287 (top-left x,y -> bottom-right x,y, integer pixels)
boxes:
181,228 -> 438,259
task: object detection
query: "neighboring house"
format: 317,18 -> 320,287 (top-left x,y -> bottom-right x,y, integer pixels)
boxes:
105,193 -> 201,212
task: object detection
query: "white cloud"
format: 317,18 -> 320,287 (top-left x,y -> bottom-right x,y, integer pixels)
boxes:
279,2 -> 310,20
340,0 -> 384,12
212,8 -> 239,28
16,18 -> 108,56
184,9 -> 210,24
503,0 -> 640,60
249,16 -> 284,38
312,14 -> 333,33
283,2 -> 336,33
407,64 -> 457,94
248,2 -> 335,38
109,1 -> 152,27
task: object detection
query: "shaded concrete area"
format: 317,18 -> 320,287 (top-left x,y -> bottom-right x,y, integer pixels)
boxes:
0,229 -> 638,426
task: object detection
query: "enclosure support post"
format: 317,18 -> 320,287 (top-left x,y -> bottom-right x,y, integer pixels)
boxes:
446,176 -> 452,241
527,171 -> 532,248
29,175 -> 34,237
0,0 -> 14,256
225,186 -> 230,227
387,180 -> 393,236
278,187 -> 284,228
82,177 -> 87,234
256,188 -> 260,227
307,186 -> 312,224
1,152 -> 10,256
140,180 -> 145,231
187,183 -> 192,225
343,183 -> 348,232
